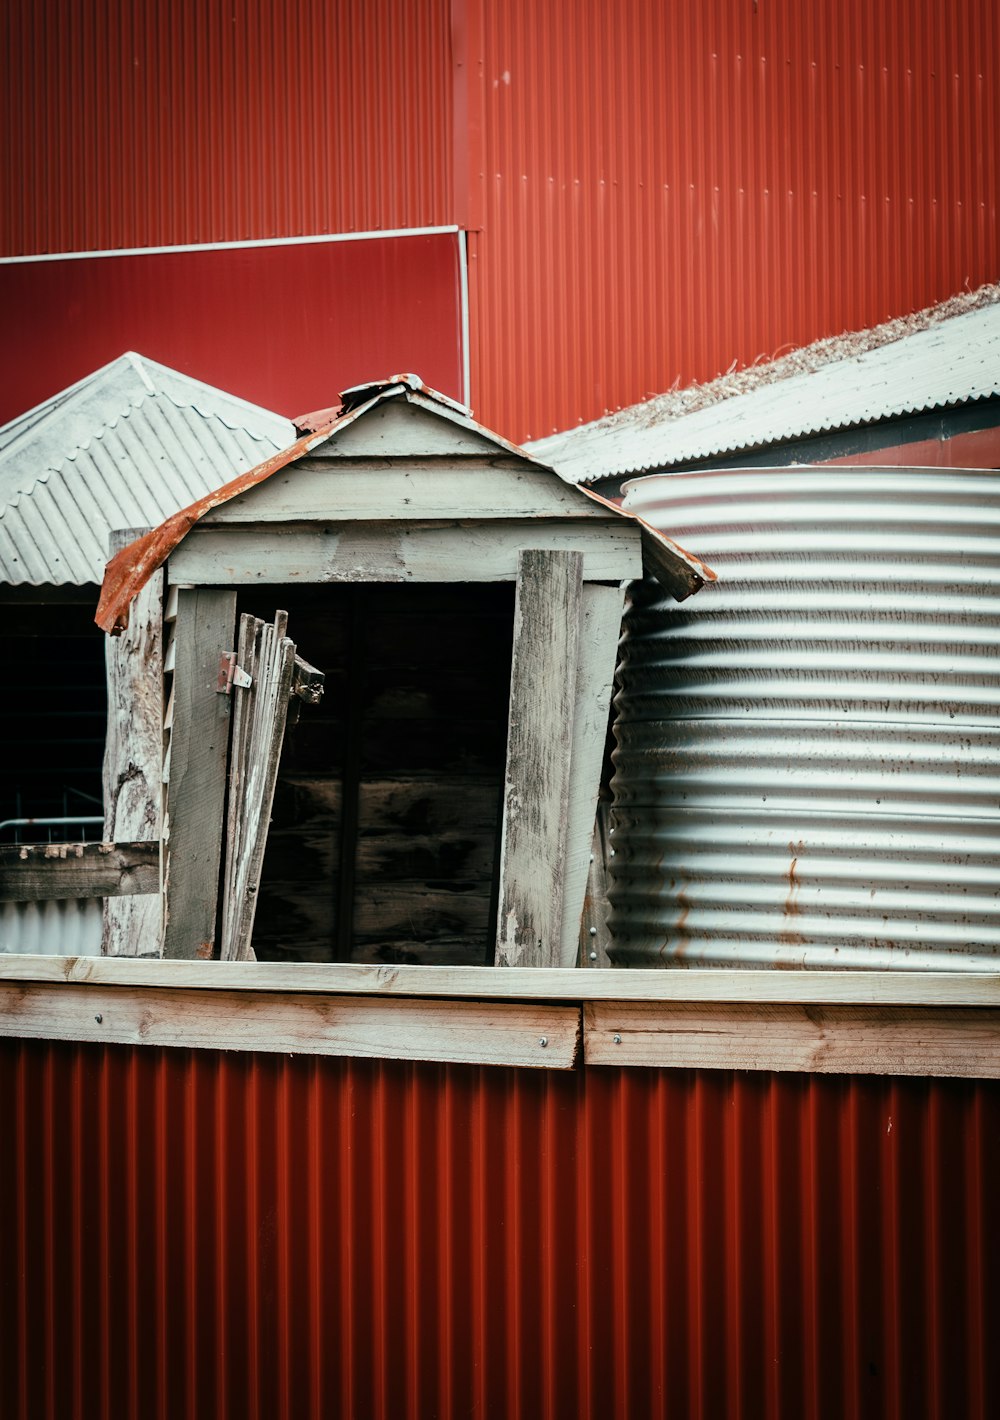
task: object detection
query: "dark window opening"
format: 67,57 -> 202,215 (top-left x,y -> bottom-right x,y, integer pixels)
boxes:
0,589 -> 107,843
236,583 -> 515,966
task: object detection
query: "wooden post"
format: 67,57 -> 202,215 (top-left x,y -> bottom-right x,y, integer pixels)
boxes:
495,548 -> 582,967
103,528 -> 163,956
162,587 -> 237,959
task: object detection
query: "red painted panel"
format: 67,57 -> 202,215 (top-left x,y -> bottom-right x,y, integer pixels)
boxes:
0,235 -> 464,426
470,0 -> 1000,442
2,0 -> 453,254
2,1039 -> 997,1419
823,426 -> 1000,468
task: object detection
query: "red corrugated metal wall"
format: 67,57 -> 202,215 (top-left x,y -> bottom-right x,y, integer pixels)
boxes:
1,0 -> 454,252
2,1038 -> 997,1420
3,1 -> 997,442
470,0 -> 1000,440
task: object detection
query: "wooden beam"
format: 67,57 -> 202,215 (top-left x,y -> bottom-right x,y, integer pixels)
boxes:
168,522 -> 643,586
584,1001 -> 1000,1078
0,843 -> 159,902
559,583 -> 627,967
0,983 -> 580,1070
2,957 -> 999,1006
199,463 -> 612,524
103,526 -> 163,956
495,549 -> 582,967
162,588 -> 237,959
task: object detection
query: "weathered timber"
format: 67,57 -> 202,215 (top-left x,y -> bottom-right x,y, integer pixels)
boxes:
103,527 -> 163,955
310,398 -> 502,458
584,1001 -> 1000,1078
3,957 -> 999,1006
199,463 -> 613,524
495,549 -> 583,967
220,612 -> 297,961
162,588 -> 237,959
0,982 -> 580,1070
0,842 -> 159,902
168,521 -> 643,586
579,802 -> 613,968
559,582 -> 628,967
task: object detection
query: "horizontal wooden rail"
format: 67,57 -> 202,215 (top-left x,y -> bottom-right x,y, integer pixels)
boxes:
0,955 -> 997,1005
0,983 -> 578,1070
0,843 -> 159,902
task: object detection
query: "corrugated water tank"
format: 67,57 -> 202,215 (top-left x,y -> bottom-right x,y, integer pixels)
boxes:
611,468 -> 1000,969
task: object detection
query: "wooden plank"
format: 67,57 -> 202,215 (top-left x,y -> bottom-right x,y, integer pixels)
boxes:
579,802 -> 614,968
312,398 -> 502,458
102,527 -> 164,955
162,588 -> 237,959
0,983 -> 580,1069
2,958 -> 999,1007
495,549 -> 582,967
168,522 -> 643,586
559,583 -> 627,967
200,464 -> 613,524
584,1001 -> 1000,1078
0,843 -> 159,902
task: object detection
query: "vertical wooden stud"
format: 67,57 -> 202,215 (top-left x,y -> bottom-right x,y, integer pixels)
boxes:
102,528 -> 164,956
559,581 -> 628,966
162,587 -> 237,959
495,548 -> 582,967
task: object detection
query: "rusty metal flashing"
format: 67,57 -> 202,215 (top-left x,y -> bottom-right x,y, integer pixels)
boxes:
96,376 -> 714,634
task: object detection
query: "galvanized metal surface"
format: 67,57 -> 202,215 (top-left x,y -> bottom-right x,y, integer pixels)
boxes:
612,468 -> 1000,969
2,0 -> 453,253
0,354 -> 293,585
0,900 -> 101,956
1,1039 -> 997,1419
532,293 -> 1000,482
470,0 -> 999,442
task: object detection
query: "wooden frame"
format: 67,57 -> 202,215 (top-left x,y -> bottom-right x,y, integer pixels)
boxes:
0,957 -> 997,1077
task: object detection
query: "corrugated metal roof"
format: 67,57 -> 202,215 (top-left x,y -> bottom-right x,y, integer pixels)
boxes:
0,353 -> 295,585
531,288 -> 1000,483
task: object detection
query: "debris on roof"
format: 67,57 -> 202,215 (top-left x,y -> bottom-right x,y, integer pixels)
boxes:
96,376 -> 714,634
530,283 -> 1000,483
0,353 -> 295,585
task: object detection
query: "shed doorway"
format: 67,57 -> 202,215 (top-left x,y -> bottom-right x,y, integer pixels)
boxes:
236,583 -> 515,965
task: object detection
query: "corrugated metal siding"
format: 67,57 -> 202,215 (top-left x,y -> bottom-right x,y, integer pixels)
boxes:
1,0 -> 453,254
0,900 -> 101,955
1,1039 -> 997,1419
611,468 -> 1000,968
471,0 -> 1000,443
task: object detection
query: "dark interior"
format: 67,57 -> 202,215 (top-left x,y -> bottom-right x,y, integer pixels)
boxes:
238,583 -> 515,965
0,589 -> 107,841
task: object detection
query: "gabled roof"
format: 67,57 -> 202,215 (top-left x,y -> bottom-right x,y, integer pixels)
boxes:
0,353 -> 295,585
97,376 -> 713,633
530,284 -> 1000,483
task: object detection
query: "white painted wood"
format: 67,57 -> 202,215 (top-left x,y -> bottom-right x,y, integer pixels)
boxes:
162,588 -> 237,959
579,803 -> 614,969
0,983 -> 579,1070
102,527 -> 163,957
558,583 -> 628,967
169,522 -> 643,585
495,550 -> 582,967
310,398 -> 501,458
199,463 -> 612,524
2,957 -> 998,1006
584,1001 -> 1000,1078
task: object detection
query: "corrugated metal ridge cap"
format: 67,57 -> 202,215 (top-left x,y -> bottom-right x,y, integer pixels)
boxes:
530,284 -> 1000,482
97,378 -> 714,634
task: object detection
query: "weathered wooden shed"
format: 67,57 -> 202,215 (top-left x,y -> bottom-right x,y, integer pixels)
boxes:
96,374 -> 709,968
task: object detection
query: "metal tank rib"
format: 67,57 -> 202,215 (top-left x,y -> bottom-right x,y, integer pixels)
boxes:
612,468 -> 1000,968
